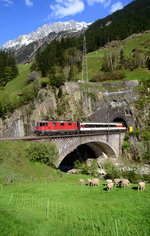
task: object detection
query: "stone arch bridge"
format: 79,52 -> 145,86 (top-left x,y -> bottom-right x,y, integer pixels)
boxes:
39,131 -> 126,168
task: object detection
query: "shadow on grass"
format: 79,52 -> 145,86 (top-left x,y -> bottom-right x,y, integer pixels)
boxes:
132,186 -> 138,190
103,187 -> 108,191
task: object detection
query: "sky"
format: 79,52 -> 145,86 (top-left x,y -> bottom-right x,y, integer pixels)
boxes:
0,0 -> 133,47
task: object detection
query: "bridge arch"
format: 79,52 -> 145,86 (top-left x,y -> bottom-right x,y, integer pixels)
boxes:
55,138 -> 118,169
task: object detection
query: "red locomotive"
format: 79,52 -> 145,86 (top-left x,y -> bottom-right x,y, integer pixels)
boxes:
34,120 -> 126,136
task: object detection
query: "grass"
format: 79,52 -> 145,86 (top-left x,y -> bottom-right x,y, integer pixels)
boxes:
76,30 -> 150,83
0,141 -> 58,184
0,141 -> 150,236
0,179 -> 150,236
0,64 -> 31,104
124,68 -> 150,82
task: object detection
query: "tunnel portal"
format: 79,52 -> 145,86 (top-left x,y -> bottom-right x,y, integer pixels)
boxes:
113,118 -> 128,127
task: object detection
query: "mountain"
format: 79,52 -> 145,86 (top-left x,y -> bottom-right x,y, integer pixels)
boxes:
85,0 -> 150,52
2,0 -> 150,64
2,20 -> 90,50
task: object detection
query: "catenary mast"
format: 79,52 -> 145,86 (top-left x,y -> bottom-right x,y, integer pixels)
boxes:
82,35 -> 88,82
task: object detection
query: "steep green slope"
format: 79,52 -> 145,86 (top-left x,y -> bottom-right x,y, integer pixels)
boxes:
77,31 -> 150,81
86,0 -> 150,52
0,141 -> 58,184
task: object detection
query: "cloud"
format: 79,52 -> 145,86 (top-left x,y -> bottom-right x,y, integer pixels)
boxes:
50,0 -> 85,18
87,0 -> 105,6
104,0 -> 111,8
24,0 -> 33,7
1,0 -> 13,7
110,1 -> 123,13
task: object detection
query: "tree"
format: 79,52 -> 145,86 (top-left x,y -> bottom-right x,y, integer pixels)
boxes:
146,57 -> 150,70
0,50 -> 18,86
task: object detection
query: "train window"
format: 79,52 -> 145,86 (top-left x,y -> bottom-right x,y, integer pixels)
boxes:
68,123 -> 72,126
44,123 -> 48,126
52,123 -> 56,126
40,123 -> 44,126
60,123 -> 64,126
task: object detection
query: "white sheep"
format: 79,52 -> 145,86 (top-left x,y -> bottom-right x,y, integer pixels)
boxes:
87,179 -> 92,186
114,178 -> 122,186
89,178 -> 100,186
79,179 -> 85,185
138,182 -> 145,191
121,179 -> 130,188
107,182 -> 114,191
106,179 -> 113,185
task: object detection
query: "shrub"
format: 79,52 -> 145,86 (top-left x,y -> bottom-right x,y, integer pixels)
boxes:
49,74 -> 65,88
27,143 -> 58,166
121,170 -> 142,183
26,71 -> 39,84
103,160 -> 121,179
74,159 -> 99,177
122,141 -> 131,151
91,71 -> 125,82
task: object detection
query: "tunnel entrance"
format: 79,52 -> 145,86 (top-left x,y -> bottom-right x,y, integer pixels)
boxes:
59,144 -> 97,172
113,118 -> 127,127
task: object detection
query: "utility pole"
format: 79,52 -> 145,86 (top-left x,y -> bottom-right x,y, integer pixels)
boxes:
82,36 -> 88,82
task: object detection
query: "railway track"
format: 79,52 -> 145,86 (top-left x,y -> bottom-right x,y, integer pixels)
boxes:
0,130 -> 125,141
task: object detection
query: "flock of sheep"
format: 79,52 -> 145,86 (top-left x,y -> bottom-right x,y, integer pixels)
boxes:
78,178 -> 146,191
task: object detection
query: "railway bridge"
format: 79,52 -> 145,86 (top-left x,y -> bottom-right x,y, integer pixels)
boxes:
38,131 -> 126,168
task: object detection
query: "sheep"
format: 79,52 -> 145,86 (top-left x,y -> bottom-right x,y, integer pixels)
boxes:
106,179 -> 113,185
121,179 -> 131,188
107,182 -> 114,191
138,182 -> 145,191
88,178 -> 100,186
91,178 -> 100,186
79,179 -> 85,185
114,178 -> 122,186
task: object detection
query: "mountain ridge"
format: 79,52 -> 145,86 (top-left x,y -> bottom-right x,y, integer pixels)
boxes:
2,20 -> 91,50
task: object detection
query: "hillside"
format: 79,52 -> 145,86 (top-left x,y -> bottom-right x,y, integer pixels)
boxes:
0,30 -> 150,119
81,30 -> 150,82
86,0 -> 150,52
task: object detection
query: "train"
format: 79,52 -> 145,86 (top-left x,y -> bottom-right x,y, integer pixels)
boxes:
34,120 -> 126,136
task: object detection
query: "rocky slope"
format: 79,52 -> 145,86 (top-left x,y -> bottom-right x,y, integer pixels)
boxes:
0,81 -> 139,138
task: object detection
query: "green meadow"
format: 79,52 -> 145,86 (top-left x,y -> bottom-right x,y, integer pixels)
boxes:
0,141 -> 150,236
0,178 -> 150,236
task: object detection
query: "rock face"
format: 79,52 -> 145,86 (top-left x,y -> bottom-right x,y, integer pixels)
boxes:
0,81 -> 139,138
0,83 -> 102,138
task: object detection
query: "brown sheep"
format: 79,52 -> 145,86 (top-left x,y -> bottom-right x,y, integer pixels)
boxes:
79,179 -> 85,185
121,179 -> 130,188
107,182 -> 114,191
138,182 -> 145,191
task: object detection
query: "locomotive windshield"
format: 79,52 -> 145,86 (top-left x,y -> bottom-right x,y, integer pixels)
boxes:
37,122 -> 48,126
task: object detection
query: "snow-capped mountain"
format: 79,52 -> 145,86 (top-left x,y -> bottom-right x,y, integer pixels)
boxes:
2,20 -> 91,50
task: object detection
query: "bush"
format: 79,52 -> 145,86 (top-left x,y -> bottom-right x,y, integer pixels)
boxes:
91,71 -> 125,82
103,160 -> 121,179
49,74 -> 65,88
26,71 -> 39,84
27,143 -> 58,166
74,159 -> 99,177
122,141 -> 131,151
121,170 -> 142,183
